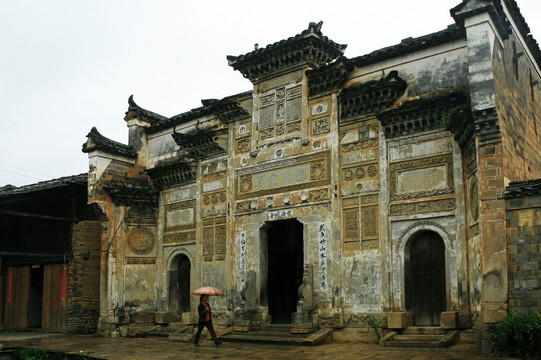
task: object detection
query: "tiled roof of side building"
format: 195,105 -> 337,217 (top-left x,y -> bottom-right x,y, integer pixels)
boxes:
504,179 -> 541,198
0,173 -> 87,198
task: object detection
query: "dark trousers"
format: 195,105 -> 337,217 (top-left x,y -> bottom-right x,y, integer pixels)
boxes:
194,321 -> 218,344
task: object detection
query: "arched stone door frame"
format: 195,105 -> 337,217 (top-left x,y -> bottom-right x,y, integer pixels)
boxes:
165,249 -> 195,315
393,221 -> 457,319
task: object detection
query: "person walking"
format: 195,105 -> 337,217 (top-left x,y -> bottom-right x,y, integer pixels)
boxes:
193,294 -> 222,347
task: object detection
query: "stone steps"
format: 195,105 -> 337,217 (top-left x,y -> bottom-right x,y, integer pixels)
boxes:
380,327 -> 459,348
223,327 -> 333,346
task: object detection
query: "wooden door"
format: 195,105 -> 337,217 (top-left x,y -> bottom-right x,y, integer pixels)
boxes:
42,264 -> 67,330
3,266 -> 30,329
407,232 -> 446,326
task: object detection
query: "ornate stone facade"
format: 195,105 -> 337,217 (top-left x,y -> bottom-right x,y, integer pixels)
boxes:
83,2 -> 541,345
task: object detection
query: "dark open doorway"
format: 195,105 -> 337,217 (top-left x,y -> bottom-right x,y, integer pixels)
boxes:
266,219 -> 303,324
405,231 -> 446,326
28,265 -> 44,328
169,254 -> 191,316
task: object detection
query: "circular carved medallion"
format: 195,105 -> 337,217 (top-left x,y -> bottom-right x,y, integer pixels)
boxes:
127,228 -> 155,255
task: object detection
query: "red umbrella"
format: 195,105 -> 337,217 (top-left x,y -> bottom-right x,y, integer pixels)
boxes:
192,286 -> 225,296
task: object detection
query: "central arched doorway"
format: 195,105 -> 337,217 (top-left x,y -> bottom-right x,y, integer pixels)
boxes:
405,231 -> 446,326
266,219 -> 303,324
169,254 -> 191,316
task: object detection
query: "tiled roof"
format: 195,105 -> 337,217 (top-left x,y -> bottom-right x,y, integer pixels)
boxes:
227,21 -> 347,83
348,24 -> 465,68
504,0 -> 541,67
0,173 -> 87,198
505,179 -> 541,198
146,91 -> 251,134
82,127 -> 137,158
124,95 -> 168,124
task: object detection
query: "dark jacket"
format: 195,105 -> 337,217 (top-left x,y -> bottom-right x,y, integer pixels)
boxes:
198,302 -> 211,323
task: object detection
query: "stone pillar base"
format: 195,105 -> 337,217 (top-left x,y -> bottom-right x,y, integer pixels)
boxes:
155,311 -> 177,325
387,312 -> 412,329
441,311 -> 458,329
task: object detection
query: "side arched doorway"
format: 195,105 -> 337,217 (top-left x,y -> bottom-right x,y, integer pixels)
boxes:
265,219 -> 303,324
169,254 -> 191,315
405,231 -> 446,326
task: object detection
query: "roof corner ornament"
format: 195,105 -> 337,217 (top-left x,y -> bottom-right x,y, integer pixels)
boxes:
128,94 -> 139,111
308,21 -> 323,34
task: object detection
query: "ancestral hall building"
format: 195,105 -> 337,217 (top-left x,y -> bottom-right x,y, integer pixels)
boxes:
83,0 -> 541,341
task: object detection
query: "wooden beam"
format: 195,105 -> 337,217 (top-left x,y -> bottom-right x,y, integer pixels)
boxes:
0,209 -> 78,222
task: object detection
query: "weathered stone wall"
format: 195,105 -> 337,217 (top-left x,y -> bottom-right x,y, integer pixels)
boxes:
67,220 -> 101,333
494,33 -> 541,182
506,192 -> 541,314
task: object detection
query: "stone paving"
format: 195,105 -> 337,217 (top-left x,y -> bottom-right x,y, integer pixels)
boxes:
0,332 -> 515,360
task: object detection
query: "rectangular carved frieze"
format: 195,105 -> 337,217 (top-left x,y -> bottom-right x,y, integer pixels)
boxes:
341,138 -> 379,153
163,231 -> 196,245
202,191 -> 226,207
164,200 -> 196,232
202,217 -> 227,262
235,151 -> 330,200
361,194 -> 378,205
389,154 -> 454,201
309,188 -> 329,202
389,198 -> 456,216
260,128 -> 274,140
361,206 -> 378,240
126,257 -> 156,265
342,196 -> 359,208
203,227 -> 214,257
286,97 -> 302,123
203,171 -> 226,183
312,118 -> 330,136
286,121 -> 301,133
343,208 -> 359,241
342,163 -> 379,182
260,106 -> 275,129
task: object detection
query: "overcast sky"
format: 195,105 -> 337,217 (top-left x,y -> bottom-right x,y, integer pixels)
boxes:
1,0 -> 540,187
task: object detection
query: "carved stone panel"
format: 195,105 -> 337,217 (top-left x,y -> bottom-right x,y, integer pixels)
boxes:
126,257 -> 156,265
236,137 -> 250,154
235,151 -> 330,200
202,216 -> 227,262
389,198 -> 456,216
312,118 -> 330,136
286,96 -> 302,123
343,208 -> 359,241
389,154 -> 454,201
163,230 -> 196,245
361,206 -> 378,240
164,200 -> 196,230
258,84 -> 303,141
127,228 -> 155,255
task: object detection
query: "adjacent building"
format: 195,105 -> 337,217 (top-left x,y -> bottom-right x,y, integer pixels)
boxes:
82,0 -> 541,344
0,174 -> 101,333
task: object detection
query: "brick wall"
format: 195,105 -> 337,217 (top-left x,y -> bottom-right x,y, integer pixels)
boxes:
505,186 -> 541,315
67,220 -> 101,333
494,34 -> 541,182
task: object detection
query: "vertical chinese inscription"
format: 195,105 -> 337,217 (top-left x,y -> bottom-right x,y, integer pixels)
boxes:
239,231 -> 247,290
318,223 -> 328,292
